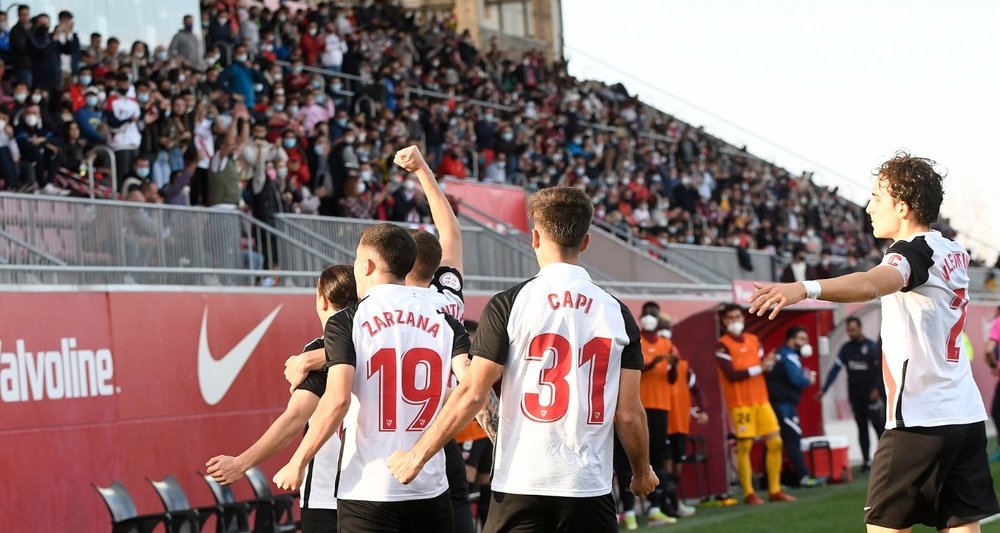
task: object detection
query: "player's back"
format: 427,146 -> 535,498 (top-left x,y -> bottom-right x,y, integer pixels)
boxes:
328,284 -> 468,502
880,230 -> 986,428
475,263 -> 641,497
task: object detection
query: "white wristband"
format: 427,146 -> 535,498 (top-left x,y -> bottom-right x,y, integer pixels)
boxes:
802,280 -> 822,300
748,365 -> 763,377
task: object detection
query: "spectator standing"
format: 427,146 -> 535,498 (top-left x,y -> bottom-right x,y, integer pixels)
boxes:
0,13 -> 12,65
9,4 -> 32,85
781,247 -> 817,283
321,23 -> 346,71
168,15 -> 203,69
0,110 -> 20,190
207,105 -> 249,208
55,11 -> 81,75
765,326 -> 823,487
300,21 -> 324,66
105,73 -> 142,186
818,317 -> 884,470
218,45 -> 264,108
27,14 -> 68,94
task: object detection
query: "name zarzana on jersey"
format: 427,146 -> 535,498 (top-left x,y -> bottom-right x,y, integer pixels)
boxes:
547,291 -> 594,314
0,338 -> 115,403
362,310 -> 441,338
941,251 -> 969,282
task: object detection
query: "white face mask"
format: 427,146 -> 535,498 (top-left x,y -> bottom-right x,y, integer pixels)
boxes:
659,329 -> 672,340
24,115 -> 40,127
726,321 -> 745,336
799,344 -> 814,358
640,315 -> 658,332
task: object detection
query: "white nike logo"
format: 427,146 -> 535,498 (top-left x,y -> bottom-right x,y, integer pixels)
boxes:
198,305 -> 283,405
864,507 -> 872,512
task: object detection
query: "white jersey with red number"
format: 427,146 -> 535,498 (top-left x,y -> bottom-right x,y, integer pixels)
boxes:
471,263 -> 643,497
324,284 -> 470,502
878,230 -> 986,429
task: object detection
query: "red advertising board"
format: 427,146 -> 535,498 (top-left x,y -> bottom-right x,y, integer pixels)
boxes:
2,288 -> 997,530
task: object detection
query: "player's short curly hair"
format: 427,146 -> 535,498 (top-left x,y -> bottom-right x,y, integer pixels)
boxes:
876,151 -> 944,226
527,187 -> 594,249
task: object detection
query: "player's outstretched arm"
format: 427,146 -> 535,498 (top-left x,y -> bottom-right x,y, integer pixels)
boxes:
748,266 -> 905,319
206,390 -> 319,485
273,364 -> 354,491
394,145 -> 463,274
388,357 -> 503,484
615,368 -> 658,497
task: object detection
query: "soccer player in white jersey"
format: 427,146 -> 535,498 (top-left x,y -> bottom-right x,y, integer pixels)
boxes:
281,145 -> 479,533
748,152 -> 999,532
387,187 -> 658,533
273,224 -> 470,532
204,265 -> 358,533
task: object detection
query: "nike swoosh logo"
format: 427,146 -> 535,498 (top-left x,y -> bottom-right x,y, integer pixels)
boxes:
864,507 -> 872,512
198,305 -> 283,405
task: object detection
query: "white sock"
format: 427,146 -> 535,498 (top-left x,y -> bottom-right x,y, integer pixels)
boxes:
649,507 -> 661,515
624,510 -> 636,518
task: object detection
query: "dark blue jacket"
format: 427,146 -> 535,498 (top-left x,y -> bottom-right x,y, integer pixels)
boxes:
766,345 -> 812,406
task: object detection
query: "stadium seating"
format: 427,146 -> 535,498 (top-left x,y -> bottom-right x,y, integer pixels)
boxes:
147,474 -> 221,533
92,480 -> 172,533
244,467 -> 299,533
199,474 -> 253,533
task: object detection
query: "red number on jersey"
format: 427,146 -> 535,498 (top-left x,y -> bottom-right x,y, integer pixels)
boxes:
522,333 -> 573,422
401,348 -> 444,430
367,348 -> 445,431
521,333 -> 613,424
580,337 -> 612,424
947,288 -> 969,363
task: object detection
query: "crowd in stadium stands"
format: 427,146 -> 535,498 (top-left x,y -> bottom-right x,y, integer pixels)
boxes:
0,0 -> 975,268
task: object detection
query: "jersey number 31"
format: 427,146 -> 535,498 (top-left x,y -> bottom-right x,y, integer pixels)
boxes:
522,333 -> 613,425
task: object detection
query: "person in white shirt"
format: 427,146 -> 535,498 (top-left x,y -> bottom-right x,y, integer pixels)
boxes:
387,187 -> 658,533
748,151 -> 999,533
273,225 -> 470,533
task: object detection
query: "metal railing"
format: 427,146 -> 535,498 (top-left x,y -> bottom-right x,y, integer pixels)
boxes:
0,228 -> 66,266
663,242 -> 779,282
0,265 -> 319,288
0,193 -> 338,275
274,213 -> 541,280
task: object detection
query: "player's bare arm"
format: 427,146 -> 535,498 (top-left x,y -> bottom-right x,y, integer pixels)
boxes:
283,348 -> 325,391
273,364 -> 354,491
450,354 -> 500,443
748,266 -> 905,319
394,145 -> 463,274
207,390 -> 319,485
615,368 -> 658,497
387,356 -> 503,484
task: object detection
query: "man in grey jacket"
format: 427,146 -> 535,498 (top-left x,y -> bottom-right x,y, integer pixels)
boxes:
167,15 -> 203,69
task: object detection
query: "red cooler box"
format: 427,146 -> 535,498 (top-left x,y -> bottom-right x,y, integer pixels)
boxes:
801,435 -> 851,483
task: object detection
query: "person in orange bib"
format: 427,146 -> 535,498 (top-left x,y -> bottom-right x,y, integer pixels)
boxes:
663,320 -> 707,517
715,304 -> 795,505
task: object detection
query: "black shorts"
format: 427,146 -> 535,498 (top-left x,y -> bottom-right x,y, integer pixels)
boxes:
865,422 -> 1000,530
484,491 -> 616,533
667,433 -> 688,464
300,507 -> 337,533
461,438 -> 494,474
337,491 -> 454,533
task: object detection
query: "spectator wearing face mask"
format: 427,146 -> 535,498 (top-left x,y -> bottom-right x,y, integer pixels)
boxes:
15,102 -> 64,194
300,21 -> 324,66
104,72 -> 142,186
218,45 -> 265,108
206,10 -> 237,49
242,121 -> 288,206
9,4 -> 33,86
294,90 -> 333,137
27,14 -> 69,94
320,23 -> 347,72
765,326 -> 823,488
0,110 -> 21,190
780,246 -> 817,283
436,149 -> 466,179
390,176 -> 429,223
75,86 -> 106,144
167,15 -> 202,69
119,154 -> 153,195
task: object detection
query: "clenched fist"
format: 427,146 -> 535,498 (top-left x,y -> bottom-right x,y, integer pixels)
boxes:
394,145 -> 428,173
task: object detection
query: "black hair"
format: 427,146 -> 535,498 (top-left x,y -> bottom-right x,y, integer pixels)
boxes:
786,326 -> 807,341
